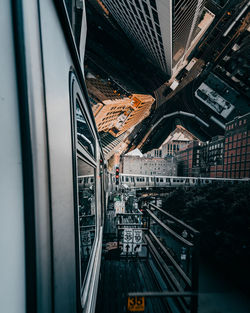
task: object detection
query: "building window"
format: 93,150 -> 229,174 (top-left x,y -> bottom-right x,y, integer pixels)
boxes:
142,1 -> 150,16
149,0 -> 157,10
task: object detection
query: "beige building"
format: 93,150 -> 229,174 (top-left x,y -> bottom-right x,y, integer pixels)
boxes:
161,125 -> 200,156
121,149 -> 177,176
94,94 -> 154,137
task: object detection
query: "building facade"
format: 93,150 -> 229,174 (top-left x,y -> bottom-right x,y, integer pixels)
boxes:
161,125 -> 200,157
146,148 -> 162,158
200,136 -> 224,178
175,113 -> 250,178
214,23 -> 250,98
101,0 -> 206,76
223,113 -> 250,178
122,153 -> 177,176
94,94 -> 154,136
176,141 -> 202,177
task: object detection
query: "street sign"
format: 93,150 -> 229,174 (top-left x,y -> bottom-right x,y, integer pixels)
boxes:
123,229 -> 133,243
114,200 -> 125,215
123,243 -> 133,253
123,229 -> 143,253
133,229 -> 142,252
133,230 -> 142,244
127,296 -> 145,312
133,244 -> 142,253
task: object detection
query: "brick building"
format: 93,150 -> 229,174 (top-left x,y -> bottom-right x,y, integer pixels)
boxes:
176,141 -> 202,177
200,136 -> 224,178
175,113 -> 250,178
223,113 -> 250,178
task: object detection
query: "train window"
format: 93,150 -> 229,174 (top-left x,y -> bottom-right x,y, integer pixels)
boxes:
76,100 -> 96,157
77,157 -> 96,286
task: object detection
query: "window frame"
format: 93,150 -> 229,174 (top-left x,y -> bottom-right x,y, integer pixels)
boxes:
69,71 -> 99,308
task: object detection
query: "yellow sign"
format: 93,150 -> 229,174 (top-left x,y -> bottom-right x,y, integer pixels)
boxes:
127,296 -> 145,312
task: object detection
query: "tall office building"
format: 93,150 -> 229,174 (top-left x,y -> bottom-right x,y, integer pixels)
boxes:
94,94 -> 154,137
101,0 -> 205,76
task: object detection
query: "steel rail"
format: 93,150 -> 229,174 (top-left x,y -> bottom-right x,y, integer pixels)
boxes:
146,209 -> 193,247
145,235 -> 189,313
149,230 -> 192,287
128,291 -> 197,297
150,203 -> 199,234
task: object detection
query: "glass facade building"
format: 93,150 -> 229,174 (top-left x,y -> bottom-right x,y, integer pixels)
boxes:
102,0 -> 205,76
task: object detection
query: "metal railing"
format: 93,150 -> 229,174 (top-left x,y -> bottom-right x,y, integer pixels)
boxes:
143,202 -> 200,313
113,201 -> 200,313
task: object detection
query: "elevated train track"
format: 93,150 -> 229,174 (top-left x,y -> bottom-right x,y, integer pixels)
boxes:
117,173 -> 250,189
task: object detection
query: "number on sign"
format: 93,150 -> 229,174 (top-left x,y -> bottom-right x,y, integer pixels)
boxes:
127,296 -> 145,312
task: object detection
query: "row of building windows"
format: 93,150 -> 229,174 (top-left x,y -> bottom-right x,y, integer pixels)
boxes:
225,150 -> 250,157
226,118 -> 247,130
225,131 -> 248,142
224,157 -> 250,164
225,142 -> 250,150
106,111 -> 121,116
104,0 -> 167,71
208,142 -> 224,150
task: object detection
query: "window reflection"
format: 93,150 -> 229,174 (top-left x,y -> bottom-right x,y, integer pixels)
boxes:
76,100 -> 95,157
78,157 -> 96,285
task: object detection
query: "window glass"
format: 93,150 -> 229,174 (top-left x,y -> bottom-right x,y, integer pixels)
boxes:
77,158 -> 96,285
150,0 -> 157,10
142,1 -> 150,16
76,99 -> 95,157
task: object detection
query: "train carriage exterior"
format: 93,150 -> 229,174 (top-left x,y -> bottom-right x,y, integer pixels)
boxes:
0,1 -> 104,313
119,174 -> 250,188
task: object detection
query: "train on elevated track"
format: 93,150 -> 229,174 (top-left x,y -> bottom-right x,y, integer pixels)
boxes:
118,173 -> 250,188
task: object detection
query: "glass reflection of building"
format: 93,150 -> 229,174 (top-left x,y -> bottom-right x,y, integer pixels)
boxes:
76,99 -> 97,285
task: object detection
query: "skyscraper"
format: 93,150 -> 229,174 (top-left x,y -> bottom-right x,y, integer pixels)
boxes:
94,94 -> 154,136
101,0 -> 205,77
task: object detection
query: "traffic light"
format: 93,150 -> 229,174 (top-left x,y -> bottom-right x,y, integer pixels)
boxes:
115,167 -> 119,185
